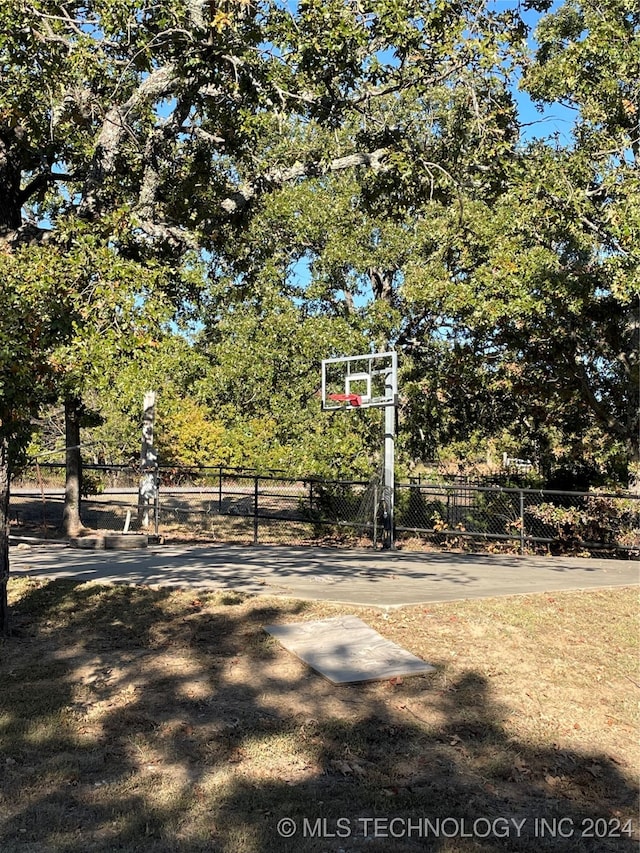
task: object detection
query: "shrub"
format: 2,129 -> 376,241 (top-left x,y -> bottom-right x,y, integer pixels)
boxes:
527,491 -> 639,555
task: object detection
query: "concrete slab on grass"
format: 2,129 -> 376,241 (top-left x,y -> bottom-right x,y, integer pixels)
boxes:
264,615 -> 436,684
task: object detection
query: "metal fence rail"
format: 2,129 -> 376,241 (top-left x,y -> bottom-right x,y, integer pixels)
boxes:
10,464 -> 640,557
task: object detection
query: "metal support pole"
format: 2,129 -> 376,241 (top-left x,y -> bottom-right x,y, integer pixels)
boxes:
382,370 -> 396,550
519,490 -> 525,555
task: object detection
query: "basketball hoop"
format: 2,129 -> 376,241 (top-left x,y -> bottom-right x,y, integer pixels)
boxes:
321,351 -> 396,411
321,350 -> 398,549
328,393 -> 362,407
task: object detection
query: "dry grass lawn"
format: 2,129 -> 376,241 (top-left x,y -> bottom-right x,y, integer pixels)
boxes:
0,577 -> 638,852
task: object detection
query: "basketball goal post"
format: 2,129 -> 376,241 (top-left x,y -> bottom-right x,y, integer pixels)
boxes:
321,351 -> 398,549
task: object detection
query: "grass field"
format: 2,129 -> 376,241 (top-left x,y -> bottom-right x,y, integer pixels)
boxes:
1,579 -> 638,852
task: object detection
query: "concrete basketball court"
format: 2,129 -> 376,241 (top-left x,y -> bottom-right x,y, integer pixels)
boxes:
8,541 -> 639,607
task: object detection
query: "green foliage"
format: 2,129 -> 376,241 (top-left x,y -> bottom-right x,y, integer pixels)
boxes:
399,109 -> 639,484
47,220 -> 176,394
80,471 -> 105,497
0,246 -> 75,453
85,334 -> 209,464
196,302 -> 382,476
525,0 -> 639,142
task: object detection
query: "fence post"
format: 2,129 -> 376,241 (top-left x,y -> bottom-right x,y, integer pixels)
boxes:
218,466 -> 223,513
519,489 -> 525,555
309,479 -> 313,515
253,476 -> 259,545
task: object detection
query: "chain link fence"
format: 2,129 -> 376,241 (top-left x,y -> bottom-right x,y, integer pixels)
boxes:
9,464 -> 640,557
155,471 -> 378,546
395,482 -> 640,557
9,464 -> 376,547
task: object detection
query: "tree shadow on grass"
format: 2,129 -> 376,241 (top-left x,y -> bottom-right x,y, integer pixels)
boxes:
0,578 -> 637,852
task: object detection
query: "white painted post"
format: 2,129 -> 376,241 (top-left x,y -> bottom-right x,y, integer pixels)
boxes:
138,391 -> 157,527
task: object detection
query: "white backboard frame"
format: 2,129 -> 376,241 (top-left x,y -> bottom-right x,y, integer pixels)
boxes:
321,351 -> 398,411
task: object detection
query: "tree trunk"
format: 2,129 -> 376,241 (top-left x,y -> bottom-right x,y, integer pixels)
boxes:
0,432 -> 11,636
367,267 -> 395,303
62,396 -> 84,537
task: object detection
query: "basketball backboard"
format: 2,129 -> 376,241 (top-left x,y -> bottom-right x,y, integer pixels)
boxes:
321,351 -> 397,410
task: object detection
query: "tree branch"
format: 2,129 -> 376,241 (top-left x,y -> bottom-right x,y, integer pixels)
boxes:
19,171 -> 75,206
80,64 -> 180,219
220,147 -> 389,215
133,218 -> 198,250
0,222 -> 54,250
570,357 -> 627,440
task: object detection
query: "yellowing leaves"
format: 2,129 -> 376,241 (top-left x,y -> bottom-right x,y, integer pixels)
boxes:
157,400 -> 227,468
211,10 -> 232,32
